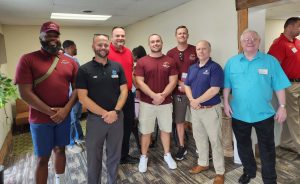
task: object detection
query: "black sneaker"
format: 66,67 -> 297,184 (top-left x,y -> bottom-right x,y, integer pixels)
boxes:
175,146 -> 187,160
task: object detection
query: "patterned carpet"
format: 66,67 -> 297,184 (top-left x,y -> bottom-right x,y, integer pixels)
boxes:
3,120 -> 300,183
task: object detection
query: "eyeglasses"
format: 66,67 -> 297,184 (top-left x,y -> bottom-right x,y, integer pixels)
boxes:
179,51 -> 184,61
241,37 -> 258,43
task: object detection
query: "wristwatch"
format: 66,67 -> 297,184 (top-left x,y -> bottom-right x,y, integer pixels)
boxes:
114,109 -> 121,115
279,104 -> 286,108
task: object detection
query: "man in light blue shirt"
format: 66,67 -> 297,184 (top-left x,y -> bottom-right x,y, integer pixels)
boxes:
223,29 -> 290,184
63,40 -> 84,154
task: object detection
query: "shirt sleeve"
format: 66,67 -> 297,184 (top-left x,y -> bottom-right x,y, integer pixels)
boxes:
210,64 -> 224,88
184,66 -> 192,86
268,40 -> 285,63
14,55 -> 33,84
118,64 -> 127,85
223,60 -> 232,89
269,56 -> 291,91
75,67 -> 88,89
134,59 -> 144,77
169,58 -> 179,76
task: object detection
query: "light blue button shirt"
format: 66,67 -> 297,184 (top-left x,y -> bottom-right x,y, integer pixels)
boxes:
224,51 -> 291,123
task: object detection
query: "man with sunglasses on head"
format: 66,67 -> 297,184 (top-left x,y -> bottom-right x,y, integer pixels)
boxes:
108,26 -> 139,164
15,21 -> 78,184
167,25 -> 196,160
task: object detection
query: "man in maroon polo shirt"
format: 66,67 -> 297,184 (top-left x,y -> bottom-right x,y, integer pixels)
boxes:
15,22 -> 78,184
268,17 -> 300,156
167,25 -> 196,160
135,34 -> 178,173
108,26 -> 138,164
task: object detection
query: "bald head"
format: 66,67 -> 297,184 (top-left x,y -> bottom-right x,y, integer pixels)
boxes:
196,40 -> 211,62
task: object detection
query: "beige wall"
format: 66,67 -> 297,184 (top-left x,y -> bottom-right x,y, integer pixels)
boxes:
126,0 -> 238,67
265,19 -> 285,51
0,24 -> 13,150
3,25 -> 113,78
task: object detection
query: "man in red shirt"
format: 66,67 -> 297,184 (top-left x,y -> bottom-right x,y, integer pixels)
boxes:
108,26 -> 138,164
135,34 -> 178,173
167,25 -> 196,160
268,17 -> 300,156
14,22 -> 78,184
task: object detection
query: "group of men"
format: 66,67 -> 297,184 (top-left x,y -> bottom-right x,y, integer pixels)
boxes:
14,16 -> 300,184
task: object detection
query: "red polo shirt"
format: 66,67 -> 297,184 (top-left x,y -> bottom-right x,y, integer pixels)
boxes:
15,49 -> 78,123
268,33 -> 300,79
167,44 -> 197,95
135,55 -> 178,104
108,43 -> 134,90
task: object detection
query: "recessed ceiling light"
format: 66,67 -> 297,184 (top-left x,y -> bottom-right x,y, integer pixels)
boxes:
51,13 -> 111,21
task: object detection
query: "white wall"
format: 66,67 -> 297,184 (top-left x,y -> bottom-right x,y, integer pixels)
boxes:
0,24 -> 13,151
3,25 -> 113,78
265,19 -> 285,51
249,9 -> 266,52
126,0 -> 238,67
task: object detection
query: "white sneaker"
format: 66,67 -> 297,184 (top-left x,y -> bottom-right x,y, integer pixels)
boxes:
55,174 -> 65,184
67,144 -> 83,154
75,139 -> 85,144
138,155 -> 148,173
164,153 -> 177,169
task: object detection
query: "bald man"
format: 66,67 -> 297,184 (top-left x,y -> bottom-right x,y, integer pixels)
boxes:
185,40 -> 225,184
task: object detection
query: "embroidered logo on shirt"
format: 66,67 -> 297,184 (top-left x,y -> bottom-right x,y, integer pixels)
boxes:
93,76 -> 98,78
291,47 -> 298,53
111,70 -> 119,78
162,62 -> 170,68
61,60 -> 70,64
203,70 -> 209,75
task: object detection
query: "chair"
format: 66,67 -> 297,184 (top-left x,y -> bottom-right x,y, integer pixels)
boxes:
15,98 -> 29,126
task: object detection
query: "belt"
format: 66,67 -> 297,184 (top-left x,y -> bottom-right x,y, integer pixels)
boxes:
289,78 -> 300,82
199,105 -> 214,109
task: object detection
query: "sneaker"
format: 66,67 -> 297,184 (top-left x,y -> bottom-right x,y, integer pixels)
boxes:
175,146 -> 187,160
55,174 -> 66,184
138,155 -> 148,173
164,153 -> 177,169
75,139 -> 85,144
67,144 -> 83,154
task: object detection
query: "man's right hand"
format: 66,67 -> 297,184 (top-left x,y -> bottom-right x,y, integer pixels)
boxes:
151,93 -> 165,105
224,103 -> 233,118
102,111 -> 118,124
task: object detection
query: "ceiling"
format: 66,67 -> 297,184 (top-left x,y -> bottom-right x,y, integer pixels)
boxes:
0,0 -> 191,26
0,0 -> 299,27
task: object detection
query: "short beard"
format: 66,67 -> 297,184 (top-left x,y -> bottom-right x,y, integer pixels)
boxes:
95,50 -> 109,58
40,40 -> 62,55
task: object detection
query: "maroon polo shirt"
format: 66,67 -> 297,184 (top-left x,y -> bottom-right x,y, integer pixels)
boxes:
135,55 -> 178,104
167,44 -> 196,95
15,49 -> 78,123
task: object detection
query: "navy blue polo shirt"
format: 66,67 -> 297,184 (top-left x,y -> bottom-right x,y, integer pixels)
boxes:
76,59 -> 127,111
185,58 -> 224,106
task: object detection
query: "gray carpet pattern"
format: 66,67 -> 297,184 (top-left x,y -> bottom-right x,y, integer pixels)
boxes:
3,131 -> 300,183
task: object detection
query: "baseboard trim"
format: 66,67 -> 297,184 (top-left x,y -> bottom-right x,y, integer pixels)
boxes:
0,130 -> 12,164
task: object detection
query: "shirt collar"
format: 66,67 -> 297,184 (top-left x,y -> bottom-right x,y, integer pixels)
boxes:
239,51 -> 263,62
110,42 -> 125,53
92,57 -> 111,67
64,53 -> 73,58
196,57 -> 213,68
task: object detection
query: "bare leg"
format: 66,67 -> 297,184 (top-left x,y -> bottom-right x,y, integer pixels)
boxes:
160,131 -> 171,154
53,146 -> 66,174
141,134 -> 151,155
35,156 -> 50,184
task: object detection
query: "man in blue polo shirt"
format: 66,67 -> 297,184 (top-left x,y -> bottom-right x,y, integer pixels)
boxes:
185,40 -> 225,184
223,29 -> 290,184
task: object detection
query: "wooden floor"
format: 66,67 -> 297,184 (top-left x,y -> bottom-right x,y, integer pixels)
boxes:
3,123 -> 300,184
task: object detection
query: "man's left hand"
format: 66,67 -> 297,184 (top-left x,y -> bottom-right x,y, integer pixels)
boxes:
102,111 -> 118,124
275,107 -> 287,124
50,107 -> 68,123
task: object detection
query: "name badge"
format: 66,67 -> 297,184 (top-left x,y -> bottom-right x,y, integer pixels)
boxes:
181,73 -> 187,80
258,69 -> 268,75
292,47 -> 298,53
111,74 -> 119,78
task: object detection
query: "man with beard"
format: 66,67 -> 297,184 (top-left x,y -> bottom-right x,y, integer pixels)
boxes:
76,34 -> 128,184
15,22 -> 78,184
108,26 -> 138,164
268,17 -> 300,156
135,34 -> 178,173
62,40 -> 84,154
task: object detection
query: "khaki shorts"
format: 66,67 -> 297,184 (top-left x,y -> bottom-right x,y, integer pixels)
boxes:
138,102 -> 173,134
173,94 -> 190,124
